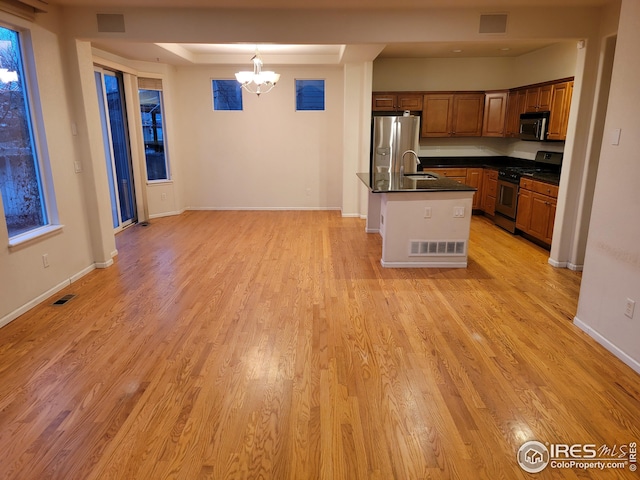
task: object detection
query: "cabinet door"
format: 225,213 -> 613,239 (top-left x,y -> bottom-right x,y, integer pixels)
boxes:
505,89 -> 527,137
538,84 -> 553,111
422,94 -> 453,137
482,92 -> 508,137
398,94 -> 423,111
547,81 -> 573,141
529,192 -> 553,241
525,88 -> 541,112
515,188 -> 532,232
451,94 -> 484,136
545,199 -> 557,244
481,169 -> 497,215
372,94 -> 397,111
465,168 -> 483,209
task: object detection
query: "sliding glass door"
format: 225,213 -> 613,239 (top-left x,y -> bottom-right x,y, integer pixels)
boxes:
94,67 -> 137,230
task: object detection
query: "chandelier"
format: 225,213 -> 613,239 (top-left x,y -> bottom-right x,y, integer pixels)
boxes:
235,50 -> 280,96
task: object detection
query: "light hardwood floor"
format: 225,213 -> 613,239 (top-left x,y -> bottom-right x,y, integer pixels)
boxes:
1,211 -> 639,479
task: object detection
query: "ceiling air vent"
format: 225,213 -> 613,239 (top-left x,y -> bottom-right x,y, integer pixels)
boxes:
479,14 -> 508,34
97,13 -> 126,33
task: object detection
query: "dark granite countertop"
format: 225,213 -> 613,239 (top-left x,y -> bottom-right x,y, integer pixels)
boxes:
357,172 -> 477,193
416,155 -> 561,185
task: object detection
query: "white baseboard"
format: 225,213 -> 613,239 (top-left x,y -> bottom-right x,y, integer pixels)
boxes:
148,209 -> 185,219
365,228 -> 380,233
187,206 -> 341,212
568,263 -> 584,271
574,316 -> 640,374
0,263 -> 98,330
548,258 -> 567,268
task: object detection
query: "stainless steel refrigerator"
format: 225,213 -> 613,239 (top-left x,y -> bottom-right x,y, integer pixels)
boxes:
370,115 -> 420,184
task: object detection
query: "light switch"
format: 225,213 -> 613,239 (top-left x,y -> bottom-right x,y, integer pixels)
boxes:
424,207 -> 432,218
611,128 -> 621,146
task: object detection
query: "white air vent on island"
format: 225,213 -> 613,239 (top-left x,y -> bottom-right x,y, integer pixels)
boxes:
409,240 -> 466,256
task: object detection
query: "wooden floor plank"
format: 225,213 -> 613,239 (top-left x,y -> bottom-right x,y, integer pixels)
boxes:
1,211 -> 639,479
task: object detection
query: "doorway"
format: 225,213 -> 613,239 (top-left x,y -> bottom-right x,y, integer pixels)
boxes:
94,67 -> 137,230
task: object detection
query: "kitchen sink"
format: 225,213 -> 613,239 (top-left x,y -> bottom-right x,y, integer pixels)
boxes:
404,173 -> 438,180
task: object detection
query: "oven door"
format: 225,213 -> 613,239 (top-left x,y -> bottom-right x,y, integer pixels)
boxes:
496,180 -> 518,219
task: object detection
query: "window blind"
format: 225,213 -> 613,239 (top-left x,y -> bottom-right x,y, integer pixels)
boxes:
138,78 -> 163,91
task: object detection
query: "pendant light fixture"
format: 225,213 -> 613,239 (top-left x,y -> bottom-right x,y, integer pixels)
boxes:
235,48 -> 280,96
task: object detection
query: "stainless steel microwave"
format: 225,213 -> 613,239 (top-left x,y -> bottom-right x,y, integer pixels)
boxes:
519,111 -> 550,141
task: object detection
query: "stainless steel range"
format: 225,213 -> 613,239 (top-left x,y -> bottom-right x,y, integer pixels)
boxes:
494,151 -> 563,233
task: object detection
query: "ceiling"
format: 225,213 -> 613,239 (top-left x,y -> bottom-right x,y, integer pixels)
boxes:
56,0 -> 614,65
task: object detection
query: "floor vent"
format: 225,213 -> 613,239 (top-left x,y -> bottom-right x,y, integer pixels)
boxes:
409,240 -> 466,256
52,294 -> 76,306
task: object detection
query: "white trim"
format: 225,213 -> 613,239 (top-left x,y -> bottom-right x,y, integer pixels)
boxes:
365,227 -> 380,233
0,263 -> 95,330
95,259 -> 114,269
149,209 -> 185,219
186,206 -> 341,211
8,224 -> 64,249
568,262 -> 584,271
380,260 -> 467,268
547,257 -> 567,268
573,316 -> 640,375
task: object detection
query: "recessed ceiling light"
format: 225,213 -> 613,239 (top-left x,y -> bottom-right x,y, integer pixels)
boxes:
452,49 -> 463,53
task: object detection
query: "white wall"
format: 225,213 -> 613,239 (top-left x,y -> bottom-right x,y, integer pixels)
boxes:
0,10 -> 97,325
174,65 -> 344,210
574,0 -> 640,373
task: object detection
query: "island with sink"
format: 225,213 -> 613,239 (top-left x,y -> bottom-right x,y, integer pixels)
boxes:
357,171 -> 476,268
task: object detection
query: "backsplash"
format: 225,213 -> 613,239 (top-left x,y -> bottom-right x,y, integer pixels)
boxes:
418,137 -> 564,160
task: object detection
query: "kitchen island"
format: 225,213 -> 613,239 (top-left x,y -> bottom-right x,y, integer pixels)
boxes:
358,172 -> 476,268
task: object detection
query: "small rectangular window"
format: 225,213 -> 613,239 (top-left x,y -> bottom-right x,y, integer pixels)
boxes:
212,80 -> 243,111
0,25 -> 50,238
138,81 -> 170,181
296,79 -> 325,111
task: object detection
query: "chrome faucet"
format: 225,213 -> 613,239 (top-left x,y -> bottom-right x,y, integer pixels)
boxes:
400,150 -> 421,176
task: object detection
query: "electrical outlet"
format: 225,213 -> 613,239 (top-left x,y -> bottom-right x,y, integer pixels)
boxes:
42,254 -> 49,268
161,193 -> 167,201
625,298 -> 635,319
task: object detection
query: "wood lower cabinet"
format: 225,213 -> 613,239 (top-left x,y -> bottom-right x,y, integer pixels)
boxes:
482,92 -> 508,137
465,168 -> 483,209
424,167 -> 483,210
481,169 -> 498,215
421,93 -> 484,137
516,178 -> 558,245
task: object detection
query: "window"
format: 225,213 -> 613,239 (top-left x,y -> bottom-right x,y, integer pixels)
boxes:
138,78 -> 170,181
295,79 -> 325,111
0,25 -> 50,238
212,79 -> 243,111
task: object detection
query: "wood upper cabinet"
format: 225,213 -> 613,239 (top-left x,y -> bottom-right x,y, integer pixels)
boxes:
422,93 -> 484,137
525,84 -> 553,112
505,89 -> 527,137
372,93 -> 423,112
546,81 -> 574,141
517,178 -> 558,244
482,91 -> 508,137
